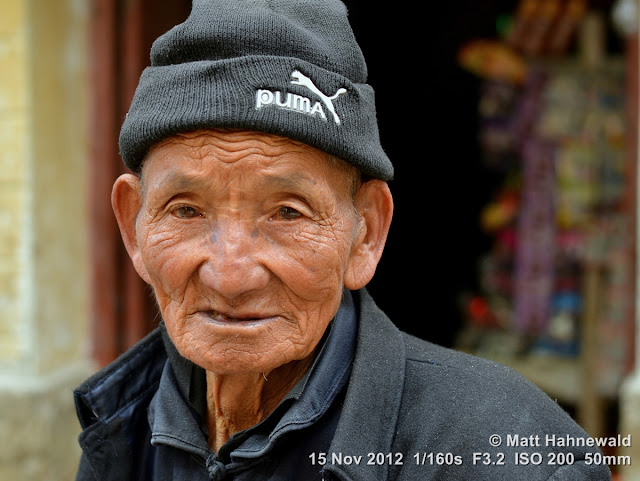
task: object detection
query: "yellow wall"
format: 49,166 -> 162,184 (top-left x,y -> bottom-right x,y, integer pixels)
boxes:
29,0 -> 90,374
0,0 -> 31,364
0,0 -> 93,478
0,0 -> 90,373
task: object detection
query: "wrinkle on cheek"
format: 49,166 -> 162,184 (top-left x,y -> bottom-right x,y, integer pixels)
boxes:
288,231 -> 350,279
283,288 -> 337,326
289,214 -> 344,246
262,325 -> 309,359
279,249 -> 341,292
145,231 -> 183,252
143,245 -> 193,309
140,213 -> 190,248
153,284 -> 189,316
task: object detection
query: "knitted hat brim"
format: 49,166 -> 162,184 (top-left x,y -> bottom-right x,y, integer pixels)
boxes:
119,55 -> 393,181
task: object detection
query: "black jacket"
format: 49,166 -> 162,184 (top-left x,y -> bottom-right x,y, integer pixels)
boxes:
75,289 -> 611,480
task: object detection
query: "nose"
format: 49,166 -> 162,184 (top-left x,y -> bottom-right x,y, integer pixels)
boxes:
198,221 -> 271,299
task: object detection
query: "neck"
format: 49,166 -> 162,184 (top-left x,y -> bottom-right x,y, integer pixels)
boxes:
205,355 -> 316,452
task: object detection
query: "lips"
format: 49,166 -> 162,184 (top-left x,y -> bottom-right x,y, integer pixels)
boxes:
209,309 -> 273,324
211,309 -> 240,322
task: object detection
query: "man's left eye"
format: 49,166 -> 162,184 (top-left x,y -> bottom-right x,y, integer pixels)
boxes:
276,206 -> 302,220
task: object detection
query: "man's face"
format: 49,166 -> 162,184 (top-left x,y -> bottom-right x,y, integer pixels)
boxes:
128,130 -> 368,374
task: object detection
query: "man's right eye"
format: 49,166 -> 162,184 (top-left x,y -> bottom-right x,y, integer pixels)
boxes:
173,206 -> 202,218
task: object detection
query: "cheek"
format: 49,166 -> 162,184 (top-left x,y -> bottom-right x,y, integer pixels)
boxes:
273,223 -> 356,298
137,222 -> 202,307
260,226 -> 353,349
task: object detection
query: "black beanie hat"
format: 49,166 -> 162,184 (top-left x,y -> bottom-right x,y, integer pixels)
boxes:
119,0 -> 393,181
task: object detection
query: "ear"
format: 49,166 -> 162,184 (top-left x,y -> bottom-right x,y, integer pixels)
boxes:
111,173 -> 152,284
344,180 -> 393,290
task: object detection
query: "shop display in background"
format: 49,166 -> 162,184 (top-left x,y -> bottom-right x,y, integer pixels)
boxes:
456,0 -> 633,402
459,62 -> 629,391
506,0 -> 588,57
534,64 -> 627,368
513,136 -> 557,338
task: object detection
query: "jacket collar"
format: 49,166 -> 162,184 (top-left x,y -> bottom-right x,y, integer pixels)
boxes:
323,288 -> 406,481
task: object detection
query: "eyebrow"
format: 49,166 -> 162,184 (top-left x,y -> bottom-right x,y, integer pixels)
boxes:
150,171 -> 212,193
143,169 -> 319,199
261,172 -> 317,192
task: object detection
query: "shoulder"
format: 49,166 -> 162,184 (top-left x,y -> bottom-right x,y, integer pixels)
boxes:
355,288 -> 544,409
398,332 -> 563,423
74,327 -> 167,428
351,289 -> 574,440
73,327 -> 168,480
402,331 -> 536,399
390,333 -> 610,480
340,290 -> 610,479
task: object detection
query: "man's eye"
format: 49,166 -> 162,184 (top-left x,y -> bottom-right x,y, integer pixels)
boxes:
174,206 -> 202,218
276,206 -> 302,220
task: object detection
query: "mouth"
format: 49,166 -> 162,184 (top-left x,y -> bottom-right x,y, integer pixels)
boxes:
207,309 -> 276,326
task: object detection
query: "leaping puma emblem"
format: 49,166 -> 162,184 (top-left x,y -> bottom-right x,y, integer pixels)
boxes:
290,70 -> 347,124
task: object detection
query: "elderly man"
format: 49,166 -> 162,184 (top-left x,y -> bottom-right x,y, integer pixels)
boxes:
74,1 -> 611,480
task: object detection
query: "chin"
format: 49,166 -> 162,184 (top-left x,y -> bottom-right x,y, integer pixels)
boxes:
168,312 -> 322,374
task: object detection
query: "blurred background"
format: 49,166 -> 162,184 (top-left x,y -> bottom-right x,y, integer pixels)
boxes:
0,0 -> 639,479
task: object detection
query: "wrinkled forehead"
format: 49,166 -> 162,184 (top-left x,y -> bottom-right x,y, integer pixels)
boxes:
145,129 -> 316,163
138,128 -> 360,196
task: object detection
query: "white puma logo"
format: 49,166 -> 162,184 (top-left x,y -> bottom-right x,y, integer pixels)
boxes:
289,70 -> 347,124
255,71 -> 347,125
